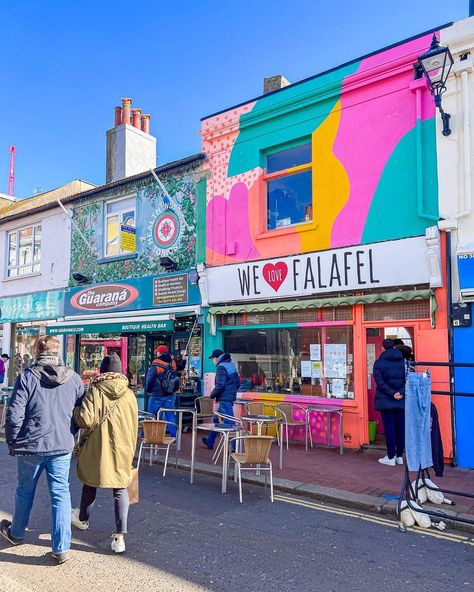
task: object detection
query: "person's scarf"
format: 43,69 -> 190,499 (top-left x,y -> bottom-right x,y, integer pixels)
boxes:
35,352 -> 64,367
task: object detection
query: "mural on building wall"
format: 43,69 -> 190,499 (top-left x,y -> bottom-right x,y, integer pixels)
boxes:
70,173 -> 198,284
203,33 -> 439,266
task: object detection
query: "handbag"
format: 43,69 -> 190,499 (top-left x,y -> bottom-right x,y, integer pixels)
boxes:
74,397 -> 121,458
127,467 -> 139,505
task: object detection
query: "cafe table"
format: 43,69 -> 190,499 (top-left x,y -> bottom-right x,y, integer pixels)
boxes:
305,405 -> 344,454
240,414 -> 284,470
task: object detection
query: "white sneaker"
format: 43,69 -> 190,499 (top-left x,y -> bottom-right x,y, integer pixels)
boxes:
111,536 -> 126,553
71,508 -> 89,531
396,456 -> 404,465
378,455 -> 396,466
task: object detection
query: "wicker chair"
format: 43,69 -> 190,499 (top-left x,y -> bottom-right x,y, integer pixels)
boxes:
276,402 -> 307,449
194,396 -> 215,424
137,420 -> 176,476
230,435 -> 274,503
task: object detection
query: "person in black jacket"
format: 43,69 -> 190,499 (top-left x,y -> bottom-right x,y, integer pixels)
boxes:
373,339 -> 406,467
1,335 -> 84,564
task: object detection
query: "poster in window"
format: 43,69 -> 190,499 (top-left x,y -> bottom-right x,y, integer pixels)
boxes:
310,344 -> 321,361
121,225 -> 136,252
324,344 -> 346,378
311,361 -> 323,378
331,379 -> 345,398
300,361 -> 312,378
188,355 -> 202,378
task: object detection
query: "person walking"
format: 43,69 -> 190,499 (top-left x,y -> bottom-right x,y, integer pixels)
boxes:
71,353 -> 138,554
145,345 -> 180,436
0,353 -> 10,384
373,339 -> 406,467
0,336 -> 84,564
202,349 -> 240,450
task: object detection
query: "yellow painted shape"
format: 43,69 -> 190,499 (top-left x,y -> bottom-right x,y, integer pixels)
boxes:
300,100 -> 349,251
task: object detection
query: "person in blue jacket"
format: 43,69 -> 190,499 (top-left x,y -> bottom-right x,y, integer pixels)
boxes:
373,339 -> 406,467
202,349 -> 240,450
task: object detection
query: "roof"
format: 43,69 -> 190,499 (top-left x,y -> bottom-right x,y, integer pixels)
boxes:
0,153 -> 206,224
0,180 -> 97,223
202,22 -> 453,121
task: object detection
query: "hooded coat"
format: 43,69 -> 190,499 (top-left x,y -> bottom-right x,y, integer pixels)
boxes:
74,373 -> 138,489
373,347 -> 406,411
6,360 -> 84,456
210,353 -> 240,403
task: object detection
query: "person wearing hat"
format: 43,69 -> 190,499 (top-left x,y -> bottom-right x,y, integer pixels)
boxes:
373,339 -> 406,467
71,352 -> 138,554
0,353 -> 10,384
145,345 -> 180,436
202,349 -> 240,450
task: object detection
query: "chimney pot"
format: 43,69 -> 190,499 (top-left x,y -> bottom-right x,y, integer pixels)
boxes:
121,98 -> 132,125
114,106 -> 123,127
263,75 -> 290,94
141,114 -> 151,134
131,108 -> 142,129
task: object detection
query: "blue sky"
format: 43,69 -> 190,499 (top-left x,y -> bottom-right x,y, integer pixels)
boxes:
0,0 -> 469,198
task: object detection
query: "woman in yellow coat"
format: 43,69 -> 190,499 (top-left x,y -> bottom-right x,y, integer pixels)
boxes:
71,353 -> 138,553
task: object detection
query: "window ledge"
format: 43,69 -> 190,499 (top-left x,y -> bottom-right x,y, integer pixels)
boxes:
97,253 -> 138,265
4,271 -> 41,282
256,221 -> 318,240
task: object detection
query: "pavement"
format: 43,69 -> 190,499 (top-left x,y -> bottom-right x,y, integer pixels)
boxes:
173,431 -> 474,531
0,442 -> 474,592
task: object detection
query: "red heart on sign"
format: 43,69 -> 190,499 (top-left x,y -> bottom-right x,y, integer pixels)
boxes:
262,262 -> 288,292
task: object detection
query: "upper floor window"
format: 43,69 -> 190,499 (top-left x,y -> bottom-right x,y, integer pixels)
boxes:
7,224 -> 41,278
265,142 -> 312,231
104,196 -> 136,257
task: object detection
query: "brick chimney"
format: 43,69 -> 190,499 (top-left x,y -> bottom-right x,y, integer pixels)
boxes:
263,74 -> 290,94
106,99 -> 157,183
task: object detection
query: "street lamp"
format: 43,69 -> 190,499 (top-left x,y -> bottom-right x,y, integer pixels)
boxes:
417,34 -> 454,136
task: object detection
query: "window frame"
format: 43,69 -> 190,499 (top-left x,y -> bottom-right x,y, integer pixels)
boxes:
6,223 -> 42,278
103,195 -> 137,258
263,140 -> 313,233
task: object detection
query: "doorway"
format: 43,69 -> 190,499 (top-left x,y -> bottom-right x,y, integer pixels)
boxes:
366,326 -> 414,445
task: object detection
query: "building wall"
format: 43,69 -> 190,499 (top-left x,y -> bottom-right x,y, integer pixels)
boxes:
202,32 -> 439,267
0,207 -> 71,297
70,168 -> 203,284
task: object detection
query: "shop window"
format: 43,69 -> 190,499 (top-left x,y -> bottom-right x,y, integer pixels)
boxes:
220,307 -> 353,327
364,300 -> 430,321
104,196 -> 136,257
265,143 -> 312,231
7,224 -> 41,277
223,326 -> 354,399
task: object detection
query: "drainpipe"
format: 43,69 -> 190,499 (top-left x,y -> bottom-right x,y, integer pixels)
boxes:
446,231 -> 457,465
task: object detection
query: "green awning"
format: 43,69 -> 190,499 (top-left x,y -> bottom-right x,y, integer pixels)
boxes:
46,319 -> 174,336
208,289 -> 437,334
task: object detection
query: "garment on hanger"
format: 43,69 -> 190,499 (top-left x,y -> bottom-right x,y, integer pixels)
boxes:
431,403 -> 444,477
405,372 -> 433,471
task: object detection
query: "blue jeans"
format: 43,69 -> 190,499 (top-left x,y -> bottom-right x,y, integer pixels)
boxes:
148,394 -> 177,437
405,373 -> 433,471
206,401 -> 235,448
11,453 -> 72,554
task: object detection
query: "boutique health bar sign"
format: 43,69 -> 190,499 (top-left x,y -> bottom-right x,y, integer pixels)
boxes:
207,236 -> 431,304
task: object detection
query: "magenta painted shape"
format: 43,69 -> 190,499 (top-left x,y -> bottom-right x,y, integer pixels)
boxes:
331,34 -> 436,247
206,182 -> 260,260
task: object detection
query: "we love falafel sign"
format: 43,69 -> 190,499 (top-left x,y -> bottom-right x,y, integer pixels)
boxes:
207,236 -> 431,304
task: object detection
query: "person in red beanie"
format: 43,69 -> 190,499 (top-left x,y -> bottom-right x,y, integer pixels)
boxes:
145,345 -> 181,436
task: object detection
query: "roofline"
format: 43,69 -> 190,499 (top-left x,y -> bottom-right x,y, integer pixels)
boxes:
0,153 -> 206,224
201,22 -> 453,121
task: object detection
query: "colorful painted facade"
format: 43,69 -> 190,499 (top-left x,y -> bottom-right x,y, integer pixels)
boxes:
202,33 -> 439,266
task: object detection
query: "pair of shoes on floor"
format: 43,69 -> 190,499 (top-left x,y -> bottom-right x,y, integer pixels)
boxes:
378,455 -> 404,466
71,508 -> 89,531
202,437 -> 213,450
0,520 -> 23,546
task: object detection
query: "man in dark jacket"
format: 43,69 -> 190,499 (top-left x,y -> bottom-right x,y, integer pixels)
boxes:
202,349 -> 240,450
373,339 -> 406,467
0,336 -> 84,564
145,345 -> 183,436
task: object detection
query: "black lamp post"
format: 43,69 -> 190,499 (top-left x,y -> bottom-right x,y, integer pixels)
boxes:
418,34 -> 454,136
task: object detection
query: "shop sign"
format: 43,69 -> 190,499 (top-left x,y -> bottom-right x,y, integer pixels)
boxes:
65,273 -> 200,317
0,290 -> 63,323
207,236 -> 431,304
458,250 -> 474,290
153,274 -> 188,306
46,319 -> 174,335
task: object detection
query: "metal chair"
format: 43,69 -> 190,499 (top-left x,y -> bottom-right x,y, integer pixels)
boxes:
211,412 -> 246,465
244,401 -> 278,436
194,396 -> 215,424
276,402 -> 308,449
230,435 -> 274,503
137,420 -> 176,476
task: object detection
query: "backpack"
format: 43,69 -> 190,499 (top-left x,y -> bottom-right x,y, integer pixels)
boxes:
158,364 -> 180,394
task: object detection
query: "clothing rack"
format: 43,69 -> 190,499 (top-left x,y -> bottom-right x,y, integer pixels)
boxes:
397,360 -> 474,532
